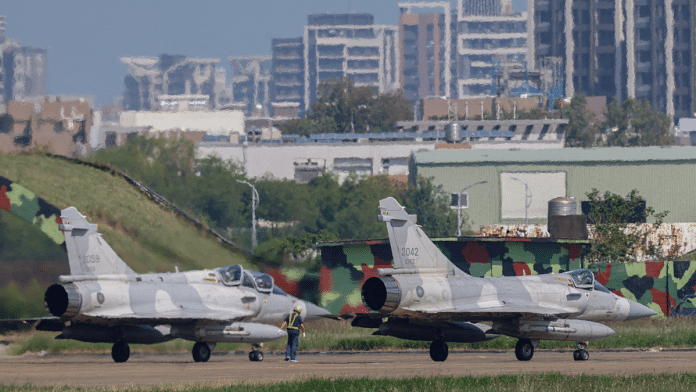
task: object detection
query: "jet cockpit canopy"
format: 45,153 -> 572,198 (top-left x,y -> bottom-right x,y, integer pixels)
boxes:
243,270 -> 274,294
567,269 -> 611,293
219,265 -> 243,286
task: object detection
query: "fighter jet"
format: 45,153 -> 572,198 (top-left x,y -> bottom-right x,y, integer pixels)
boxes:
352,197 -> 656,362
5,207 -> 328,363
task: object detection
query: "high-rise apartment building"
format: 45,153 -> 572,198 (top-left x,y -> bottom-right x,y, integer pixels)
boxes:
1,16 -> 47,103
271,38 -> 305,116
121,54 -> 229,111
529,0 -> 695,120
229,56 -> 272,116
303,13 -> 399,113
456,0 -> 528,97
398,2 -> 455,105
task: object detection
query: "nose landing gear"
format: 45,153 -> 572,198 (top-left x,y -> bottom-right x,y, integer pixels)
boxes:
573,342 -> 589,361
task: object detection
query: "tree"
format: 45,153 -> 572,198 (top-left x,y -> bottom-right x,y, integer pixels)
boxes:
601,98 -> 673,147
188,156 -> 247,229
308,77 -> 413,134
584,188 -> 669,263
563,94 -> 597,147
401,176 -> 458,237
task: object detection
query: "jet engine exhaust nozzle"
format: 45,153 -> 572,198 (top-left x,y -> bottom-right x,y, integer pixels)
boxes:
362,276 -> 401,313
45,283 -> 82,318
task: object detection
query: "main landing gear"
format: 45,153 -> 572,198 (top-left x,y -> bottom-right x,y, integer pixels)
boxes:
111,341 -> 130,363
515,338 -> 537,361
192,342 -> 216,362
573,342 -> 589,361
429,339 -> 449,362
248,343 -> 264,362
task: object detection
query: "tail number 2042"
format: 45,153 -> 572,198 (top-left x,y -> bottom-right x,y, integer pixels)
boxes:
401,247 -> 419,257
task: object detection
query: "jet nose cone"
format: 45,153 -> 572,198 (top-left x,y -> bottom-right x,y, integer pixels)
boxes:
301,301 -> 331,321
626,300 -> 658,320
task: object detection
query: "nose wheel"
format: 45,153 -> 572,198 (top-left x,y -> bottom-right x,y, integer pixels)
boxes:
249,343 -> 264,362
573,342 -> 589,361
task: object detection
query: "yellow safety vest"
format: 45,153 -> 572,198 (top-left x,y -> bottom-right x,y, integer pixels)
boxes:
287,312 -> 300,330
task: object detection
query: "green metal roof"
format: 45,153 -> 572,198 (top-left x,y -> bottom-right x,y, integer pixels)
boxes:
413,146 -> 696,164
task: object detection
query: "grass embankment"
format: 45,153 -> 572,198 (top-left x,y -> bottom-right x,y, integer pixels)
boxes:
0,153 -> 252,273
7,317 -> 696,356
2,374 -> 696,392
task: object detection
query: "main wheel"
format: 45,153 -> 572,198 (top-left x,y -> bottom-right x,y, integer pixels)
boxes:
254,351 -> 264,361
429,339 -> 449,362
111,341 -> 130,363
515,339 -> 534,361
579,349 -> 589,361
192,342 -> 212,362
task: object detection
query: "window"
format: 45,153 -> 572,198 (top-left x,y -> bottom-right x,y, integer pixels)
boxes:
450,192 -> 468,209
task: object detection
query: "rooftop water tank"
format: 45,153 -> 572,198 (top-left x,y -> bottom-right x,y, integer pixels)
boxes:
548,197 -> 577,217
445,122 -> 462,143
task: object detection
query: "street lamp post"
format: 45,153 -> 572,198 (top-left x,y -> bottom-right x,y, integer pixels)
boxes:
237,180 -> 259,249
510,177 -> 532,225
457,180 -> 488,237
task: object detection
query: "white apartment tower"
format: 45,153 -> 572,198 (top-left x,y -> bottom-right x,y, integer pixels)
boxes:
303,13 -> 399,112
456,0 -> 528,97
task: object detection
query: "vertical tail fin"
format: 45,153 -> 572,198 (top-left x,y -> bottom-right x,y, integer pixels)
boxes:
378,197 -> 464,276
59,207 -> 135,276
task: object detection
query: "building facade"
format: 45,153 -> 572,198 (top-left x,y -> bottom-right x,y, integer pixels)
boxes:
229,56 -> 272,117
121,54 -> 231,111
271,38 -> 305,116
303,13 -> 399,114
412,146 -> 696,227
529,0 -> 696,121
456,0 -> 528,97
398,2 -> 456,107
0,16 -> 47,104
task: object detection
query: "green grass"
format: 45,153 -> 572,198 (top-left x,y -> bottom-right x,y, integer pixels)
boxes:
2,374 -> 696,392
0,152 -> 253,274
7,317 -> 696,356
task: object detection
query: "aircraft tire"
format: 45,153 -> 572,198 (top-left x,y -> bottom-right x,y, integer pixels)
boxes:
573,349 -> 590,361
579,349 -> 589,361
429,339 -> 448,362
255,351 -> 264,361
111,341 -> 130,363
515,339 -> 534,361
192,342 -> 212,362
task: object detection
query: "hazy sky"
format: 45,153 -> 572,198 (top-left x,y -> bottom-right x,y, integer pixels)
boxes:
2,1 -> 526,108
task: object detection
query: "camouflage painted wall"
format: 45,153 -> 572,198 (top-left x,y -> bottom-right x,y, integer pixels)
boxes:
0,175 -> 63,246
592,261 -> 696,317
265,238 -> 587,315
266,239 -> 695,318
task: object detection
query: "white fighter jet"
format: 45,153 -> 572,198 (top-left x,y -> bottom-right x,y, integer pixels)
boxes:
352,197 -> 656,362
3,207 -> 328,363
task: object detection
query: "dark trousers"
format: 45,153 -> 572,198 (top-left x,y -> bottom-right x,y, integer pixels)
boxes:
285,329 -> 299,360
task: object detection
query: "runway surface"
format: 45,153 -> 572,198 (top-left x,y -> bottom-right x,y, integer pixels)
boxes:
1,350 -> 694,388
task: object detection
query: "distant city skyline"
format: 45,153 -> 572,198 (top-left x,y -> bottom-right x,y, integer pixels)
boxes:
2,0 -> 526,108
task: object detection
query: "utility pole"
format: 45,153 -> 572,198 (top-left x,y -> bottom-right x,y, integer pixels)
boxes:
457,180 -> 488,237
237,180 -> 259,249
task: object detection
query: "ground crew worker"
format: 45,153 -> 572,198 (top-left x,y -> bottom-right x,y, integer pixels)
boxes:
278,305 -> 305,362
